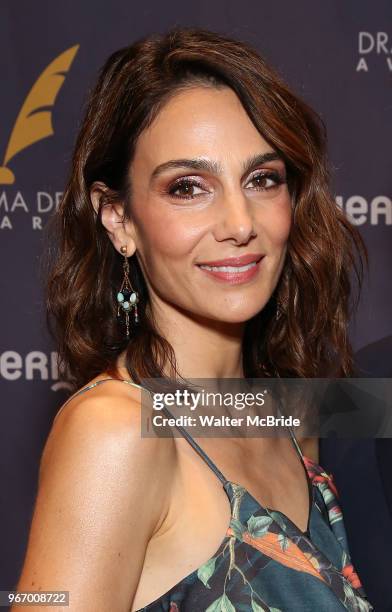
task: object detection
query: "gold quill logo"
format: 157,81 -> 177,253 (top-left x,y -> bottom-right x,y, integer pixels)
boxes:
0,45 -> 79,185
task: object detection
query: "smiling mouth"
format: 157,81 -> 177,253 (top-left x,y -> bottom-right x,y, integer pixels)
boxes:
196,256 -> 264,284
198,261 -> 258,272
197,252 -> 263,266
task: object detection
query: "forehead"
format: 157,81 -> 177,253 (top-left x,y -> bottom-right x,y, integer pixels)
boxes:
132,85 -> 271,169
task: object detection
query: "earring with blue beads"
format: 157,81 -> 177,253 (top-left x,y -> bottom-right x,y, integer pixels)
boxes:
117,245 -> 139,338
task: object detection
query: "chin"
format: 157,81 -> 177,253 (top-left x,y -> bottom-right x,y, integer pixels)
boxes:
207,303 -> 266,324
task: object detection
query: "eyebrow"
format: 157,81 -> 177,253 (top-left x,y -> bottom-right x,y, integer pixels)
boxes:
150,151 -> 283,182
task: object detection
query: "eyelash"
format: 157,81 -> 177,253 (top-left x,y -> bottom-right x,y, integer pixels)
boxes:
167,171 -> 285,200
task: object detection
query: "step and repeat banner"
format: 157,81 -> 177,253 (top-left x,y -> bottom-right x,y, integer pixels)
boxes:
0,0 -> 391,602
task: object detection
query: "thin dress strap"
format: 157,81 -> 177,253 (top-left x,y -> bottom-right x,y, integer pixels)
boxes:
160,404 -> 228,486
275,399 -> 306,462
53,377 -> 147,422
286,425 -> 305,460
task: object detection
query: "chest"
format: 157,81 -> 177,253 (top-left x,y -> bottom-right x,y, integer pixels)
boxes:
131,437 -> 312,610
178,436 -> 313,531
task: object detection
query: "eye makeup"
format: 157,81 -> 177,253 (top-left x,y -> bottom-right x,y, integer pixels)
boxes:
164,169 -> 286,201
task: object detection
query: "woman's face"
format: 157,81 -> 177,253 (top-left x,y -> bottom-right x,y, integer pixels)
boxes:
127,85 -> 292,323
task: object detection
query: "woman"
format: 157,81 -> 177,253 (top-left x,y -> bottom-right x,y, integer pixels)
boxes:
14,27 -> 372,611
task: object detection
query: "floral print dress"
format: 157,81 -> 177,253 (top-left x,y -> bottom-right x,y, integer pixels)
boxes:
59,378 -> 373,612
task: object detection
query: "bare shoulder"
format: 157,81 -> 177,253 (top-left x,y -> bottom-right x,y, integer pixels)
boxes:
41,375 -> 174,485
51,375 -> 146,432
14,376 -> 176,612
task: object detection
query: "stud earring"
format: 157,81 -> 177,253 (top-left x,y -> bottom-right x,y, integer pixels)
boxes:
116,245 -> 139,337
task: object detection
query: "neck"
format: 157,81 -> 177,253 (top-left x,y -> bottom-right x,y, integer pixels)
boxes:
149,300 -> 245,380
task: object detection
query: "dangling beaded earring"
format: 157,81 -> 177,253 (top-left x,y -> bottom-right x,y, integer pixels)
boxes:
116,245 -> 139,337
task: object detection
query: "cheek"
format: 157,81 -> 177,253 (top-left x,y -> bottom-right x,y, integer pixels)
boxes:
260,198 -> 292,247
134,208 -> 201,263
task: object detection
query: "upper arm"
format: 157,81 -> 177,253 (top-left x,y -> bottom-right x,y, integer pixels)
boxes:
13,383 -> 175,612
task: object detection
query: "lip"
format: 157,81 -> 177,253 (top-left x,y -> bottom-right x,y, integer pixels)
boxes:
196,253 -> 264,267
197,256 -> 264,285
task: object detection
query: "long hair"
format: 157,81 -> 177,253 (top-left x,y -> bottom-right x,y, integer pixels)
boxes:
45,27 -> 367,390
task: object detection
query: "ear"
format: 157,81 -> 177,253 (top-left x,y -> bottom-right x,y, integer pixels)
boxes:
90,181 -> 136,256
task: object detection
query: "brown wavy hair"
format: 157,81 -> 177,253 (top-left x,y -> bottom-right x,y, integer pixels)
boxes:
45,26 -> 367,391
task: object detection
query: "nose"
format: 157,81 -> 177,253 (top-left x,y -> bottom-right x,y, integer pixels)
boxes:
213,190 -> 257,245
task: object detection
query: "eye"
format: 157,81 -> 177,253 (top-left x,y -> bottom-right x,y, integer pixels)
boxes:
168,178 -> 207,200
246,170 -> 284,191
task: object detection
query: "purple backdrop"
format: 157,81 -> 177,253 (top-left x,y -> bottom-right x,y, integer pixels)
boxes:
0,0 -> 391,606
